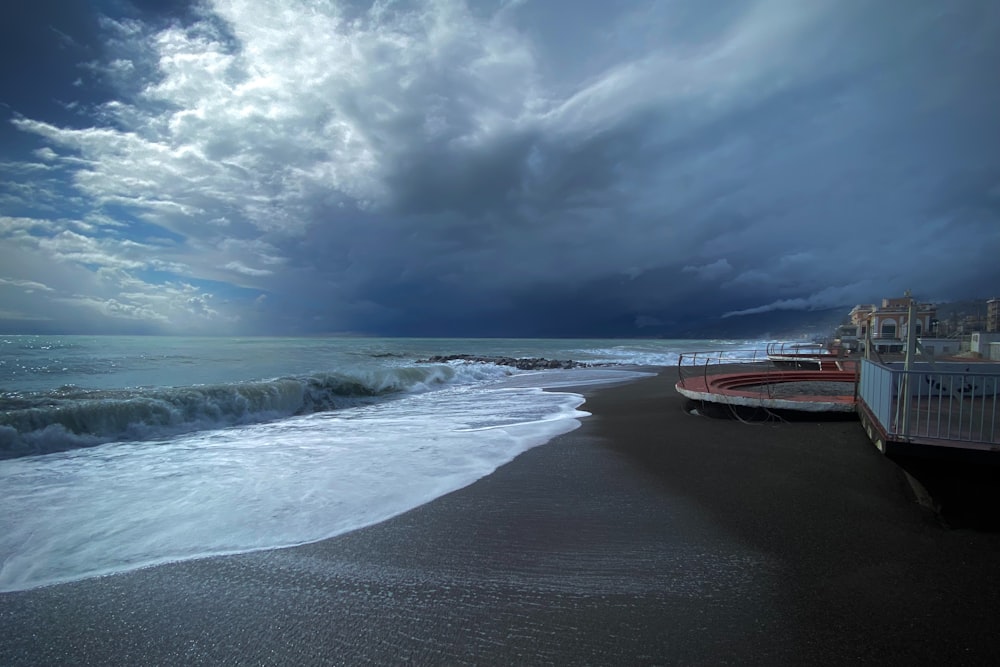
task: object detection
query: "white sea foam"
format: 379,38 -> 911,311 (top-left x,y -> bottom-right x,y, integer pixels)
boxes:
0,373 -> 653,592
0,362 -> 517,459
0,333 -> 770,593
568,341 -> 772,367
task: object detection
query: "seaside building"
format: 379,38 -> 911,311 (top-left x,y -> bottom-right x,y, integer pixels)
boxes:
988,298 -> 1000,333
849,295 -> 936,353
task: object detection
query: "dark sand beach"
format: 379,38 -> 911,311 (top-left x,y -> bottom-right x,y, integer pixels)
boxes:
4,369 -> 1000,665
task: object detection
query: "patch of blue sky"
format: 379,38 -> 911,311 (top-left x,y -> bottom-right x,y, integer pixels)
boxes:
0,175 -> 84,222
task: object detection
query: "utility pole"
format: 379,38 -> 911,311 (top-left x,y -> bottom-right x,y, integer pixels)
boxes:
900,295 -> 917,437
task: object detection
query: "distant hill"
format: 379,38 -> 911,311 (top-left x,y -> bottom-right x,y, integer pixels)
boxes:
651,307 -> 849,341
933,298 -> 991,320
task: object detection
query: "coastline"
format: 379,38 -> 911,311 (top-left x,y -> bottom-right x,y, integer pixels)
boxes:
4,368 -> 1000,665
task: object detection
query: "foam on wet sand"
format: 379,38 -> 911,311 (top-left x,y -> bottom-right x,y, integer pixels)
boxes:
3,369 -> 1000,665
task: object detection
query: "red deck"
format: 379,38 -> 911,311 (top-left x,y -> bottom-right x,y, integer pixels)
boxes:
676,369 -> 858,412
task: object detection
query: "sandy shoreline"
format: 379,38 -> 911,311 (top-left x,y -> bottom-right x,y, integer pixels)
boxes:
4,368 -> 1000,665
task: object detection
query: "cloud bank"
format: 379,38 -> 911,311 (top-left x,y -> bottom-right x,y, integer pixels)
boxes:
2,0 -> 999,335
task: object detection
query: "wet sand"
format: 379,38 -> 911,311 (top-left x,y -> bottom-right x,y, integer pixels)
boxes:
3,369 -> 1000,665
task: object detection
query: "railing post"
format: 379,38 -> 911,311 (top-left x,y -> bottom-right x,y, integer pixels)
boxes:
900,299 -> 918,438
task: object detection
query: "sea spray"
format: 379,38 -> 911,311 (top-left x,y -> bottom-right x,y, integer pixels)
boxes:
0,363 -> 513,459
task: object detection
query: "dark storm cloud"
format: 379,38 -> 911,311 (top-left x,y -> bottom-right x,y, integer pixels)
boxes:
1,0 -> 999,336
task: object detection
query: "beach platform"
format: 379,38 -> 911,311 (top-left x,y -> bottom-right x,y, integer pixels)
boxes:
765,341 -> 852,371
857,358 -> 1000,459
676,352 -> 1000,460
675,364 -> 858,413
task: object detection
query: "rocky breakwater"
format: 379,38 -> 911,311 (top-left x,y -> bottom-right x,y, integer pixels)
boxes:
418,355 -> 589,370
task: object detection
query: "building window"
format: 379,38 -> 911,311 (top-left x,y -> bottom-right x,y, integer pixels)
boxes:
881,323 -> 897,339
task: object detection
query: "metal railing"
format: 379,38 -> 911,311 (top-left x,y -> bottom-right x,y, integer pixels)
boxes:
676,349 -> 770,390
858,359 -> 1000,445
676,348 -> 861,415
765,341 -> 829,357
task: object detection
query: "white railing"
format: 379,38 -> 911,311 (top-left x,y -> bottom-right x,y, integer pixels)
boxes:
858,359 -> 1000,445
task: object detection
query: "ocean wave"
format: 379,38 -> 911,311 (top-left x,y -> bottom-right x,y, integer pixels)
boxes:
0,363 -> 491,459
571,347 -> 767,367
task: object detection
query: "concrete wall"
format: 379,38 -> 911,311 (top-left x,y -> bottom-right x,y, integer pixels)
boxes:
918,338 -> 960,357
971,332 -> 1000,354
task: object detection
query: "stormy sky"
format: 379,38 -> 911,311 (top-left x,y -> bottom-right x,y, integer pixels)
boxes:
2,0 -> 999,337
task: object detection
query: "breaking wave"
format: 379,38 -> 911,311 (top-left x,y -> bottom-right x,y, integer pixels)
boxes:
0,363 -> 509,459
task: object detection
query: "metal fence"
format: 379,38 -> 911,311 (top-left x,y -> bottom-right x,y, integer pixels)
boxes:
858,359 -> 1000,445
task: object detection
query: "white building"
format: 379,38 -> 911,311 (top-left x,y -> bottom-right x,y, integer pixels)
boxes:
850,295 -> 936,353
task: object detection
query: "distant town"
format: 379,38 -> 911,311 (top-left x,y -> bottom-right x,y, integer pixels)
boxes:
830,294 -> 1000,360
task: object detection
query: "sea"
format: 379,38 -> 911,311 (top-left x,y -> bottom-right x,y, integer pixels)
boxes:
0,335 -> 768,592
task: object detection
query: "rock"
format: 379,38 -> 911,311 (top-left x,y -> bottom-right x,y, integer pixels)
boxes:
417,354 -> 588,370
